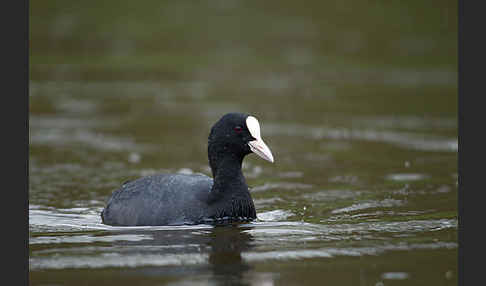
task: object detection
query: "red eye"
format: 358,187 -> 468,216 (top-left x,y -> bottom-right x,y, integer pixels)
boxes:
234,126 -> 243,133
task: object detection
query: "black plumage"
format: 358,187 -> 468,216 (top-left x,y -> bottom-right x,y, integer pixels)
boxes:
101,113 -> 273,226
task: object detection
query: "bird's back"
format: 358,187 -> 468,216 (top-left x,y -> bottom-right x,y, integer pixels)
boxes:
101,173 -> 214,226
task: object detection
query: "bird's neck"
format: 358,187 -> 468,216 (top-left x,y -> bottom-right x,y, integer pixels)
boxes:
208,155 -> 248,200
206,154 -> 256,221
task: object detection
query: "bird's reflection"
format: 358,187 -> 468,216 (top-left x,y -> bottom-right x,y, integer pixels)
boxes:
112,224 -> 255,285
207,224 -> 254,285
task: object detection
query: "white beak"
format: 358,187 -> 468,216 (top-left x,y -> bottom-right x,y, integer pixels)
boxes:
246,116 -> 274,163
248,138 -> 274,163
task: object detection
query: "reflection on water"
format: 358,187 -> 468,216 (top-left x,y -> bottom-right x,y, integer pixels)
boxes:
29,206 -> 457,269
30,205 -> 257,284
208,226 -> 254,285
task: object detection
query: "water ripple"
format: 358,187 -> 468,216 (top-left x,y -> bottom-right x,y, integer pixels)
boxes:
331,199 -> 405,214
29,253 -> 209,270
266,123 -> 457,152
242,241 -> 457,262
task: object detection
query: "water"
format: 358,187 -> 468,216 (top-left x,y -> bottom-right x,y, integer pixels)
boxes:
29,1 -> 457,285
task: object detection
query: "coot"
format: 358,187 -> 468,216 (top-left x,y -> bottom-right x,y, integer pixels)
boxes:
101,113 -> 274,226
